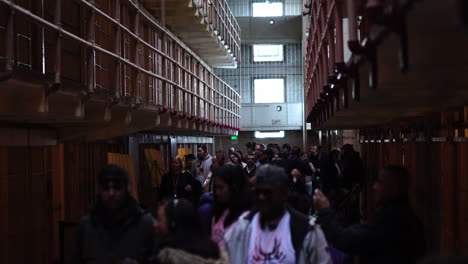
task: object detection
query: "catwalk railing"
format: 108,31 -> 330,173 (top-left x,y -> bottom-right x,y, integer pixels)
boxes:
304,0 -> 415,126
0,0 -> 241,132
194,0 -> 241,62
142,0 -> 240,68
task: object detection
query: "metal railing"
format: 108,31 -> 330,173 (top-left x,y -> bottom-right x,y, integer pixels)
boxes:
194,0 -> 241,62
304,0 -> 414,126
0,0 -> 240,131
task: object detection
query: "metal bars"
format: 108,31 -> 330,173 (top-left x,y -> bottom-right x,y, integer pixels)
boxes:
0,0 -> 240,131
195,0 -> 241,62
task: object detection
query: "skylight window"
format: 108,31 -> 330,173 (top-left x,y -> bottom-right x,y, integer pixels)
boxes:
253,45 -> 284,62
252,1 -> 283,17
254,78 -> 285,103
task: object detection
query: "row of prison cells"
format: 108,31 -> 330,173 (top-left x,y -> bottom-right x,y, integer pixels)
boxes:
1,0 -> 468,263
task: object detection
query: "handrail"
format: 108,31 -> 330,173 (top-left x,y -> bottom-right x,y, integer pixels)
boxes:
191,0 -> 241,62
0,0 -> 241,130
123,0 -> 241,99
127,0 -> 240,99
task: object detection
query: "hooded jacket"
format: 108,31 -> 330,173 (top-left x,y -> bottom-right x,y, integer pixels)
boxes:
71,197 -> 157,264
198,192 -> 215,235
223,208 -> 331,264
318,196 -> 425,264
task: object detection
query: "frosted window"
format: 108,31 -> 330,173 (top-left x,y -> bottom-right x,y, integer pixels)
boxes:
252,2 -> 283,17
255,131 -> 285,138
253,44 -> 284,62
254,78 -> 285,103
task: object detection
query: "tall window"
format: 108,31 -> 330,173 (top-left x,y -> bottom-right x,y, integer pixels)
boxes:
253,45 -> 284,62
254,78 -> 285,103
252,1 -> 283,17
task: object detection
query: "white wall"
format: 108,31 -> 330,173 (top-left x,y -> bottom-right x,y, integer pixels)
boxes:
227,0 -> 303,17
215,43 -> 304,130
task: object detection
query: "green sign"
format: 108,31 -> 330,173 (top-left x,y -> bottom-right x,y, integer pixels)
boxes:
231,136 -> 238,140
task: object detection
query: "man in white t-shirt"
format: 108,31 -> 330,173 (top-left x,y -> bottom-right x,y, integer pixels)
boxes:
224,165 -> 331,264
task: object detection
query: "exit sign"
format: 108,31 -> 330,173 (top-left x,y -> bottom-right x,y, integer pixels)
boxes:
231,136 -> 238,140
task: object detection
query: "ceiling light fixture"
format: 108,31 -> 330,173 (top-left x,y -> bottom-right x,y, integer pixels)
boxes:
269,19 -> 275,24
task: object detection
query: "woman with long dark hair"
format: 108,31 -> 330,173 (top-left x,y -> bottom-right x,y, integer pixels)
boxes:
211,164 -> 251,247
229,151 -> 246,168
235,150 -> 246,164
288,166 -> 312,215
153,199 -> 227,264
159,156 -> 201,205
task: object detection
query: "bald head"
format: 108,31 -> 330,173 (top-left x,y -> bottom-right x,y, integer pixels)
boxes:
255,164 -> 289,187
254,164 -> 289,222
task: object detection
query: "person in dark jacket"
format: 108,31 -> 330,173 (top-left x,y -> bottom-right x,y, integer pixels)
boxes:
286,146 -> 313,178
71,165 -> 157,264
288,166 -> 311,215
160,156 -> 202,205
320,149 -> 342,195
340,144 -> 364,190
313,165 -> 426,264
308,145 -> 321,171
244,152 -> 257,180
198,192 -> 215,235
184,154 -> 197,178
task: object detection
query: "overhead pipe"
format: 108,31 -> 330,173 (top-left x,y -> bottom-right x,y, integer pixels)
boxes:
0,5 -> 14,81
346,0 -> 365,53
134,0 -> 141,102
52,0 -> 62,90
86,0 -> 96,94
334,0 -> 345,72
397,15 -> 409,73
327,21 -> 336,82
114,0 -> 122,99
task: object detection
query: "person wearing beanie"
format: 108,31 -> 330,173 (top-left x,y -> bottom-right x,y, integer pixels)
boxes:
71,165 -> 157,264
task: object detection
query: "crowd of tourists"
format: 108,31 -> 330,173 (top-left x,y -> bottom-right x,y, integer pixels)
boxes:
70,142 -> 464,264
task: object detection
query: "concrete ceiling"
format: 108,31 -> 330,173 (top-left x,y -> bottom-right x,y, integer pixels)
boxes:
237,16 -> 302,44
